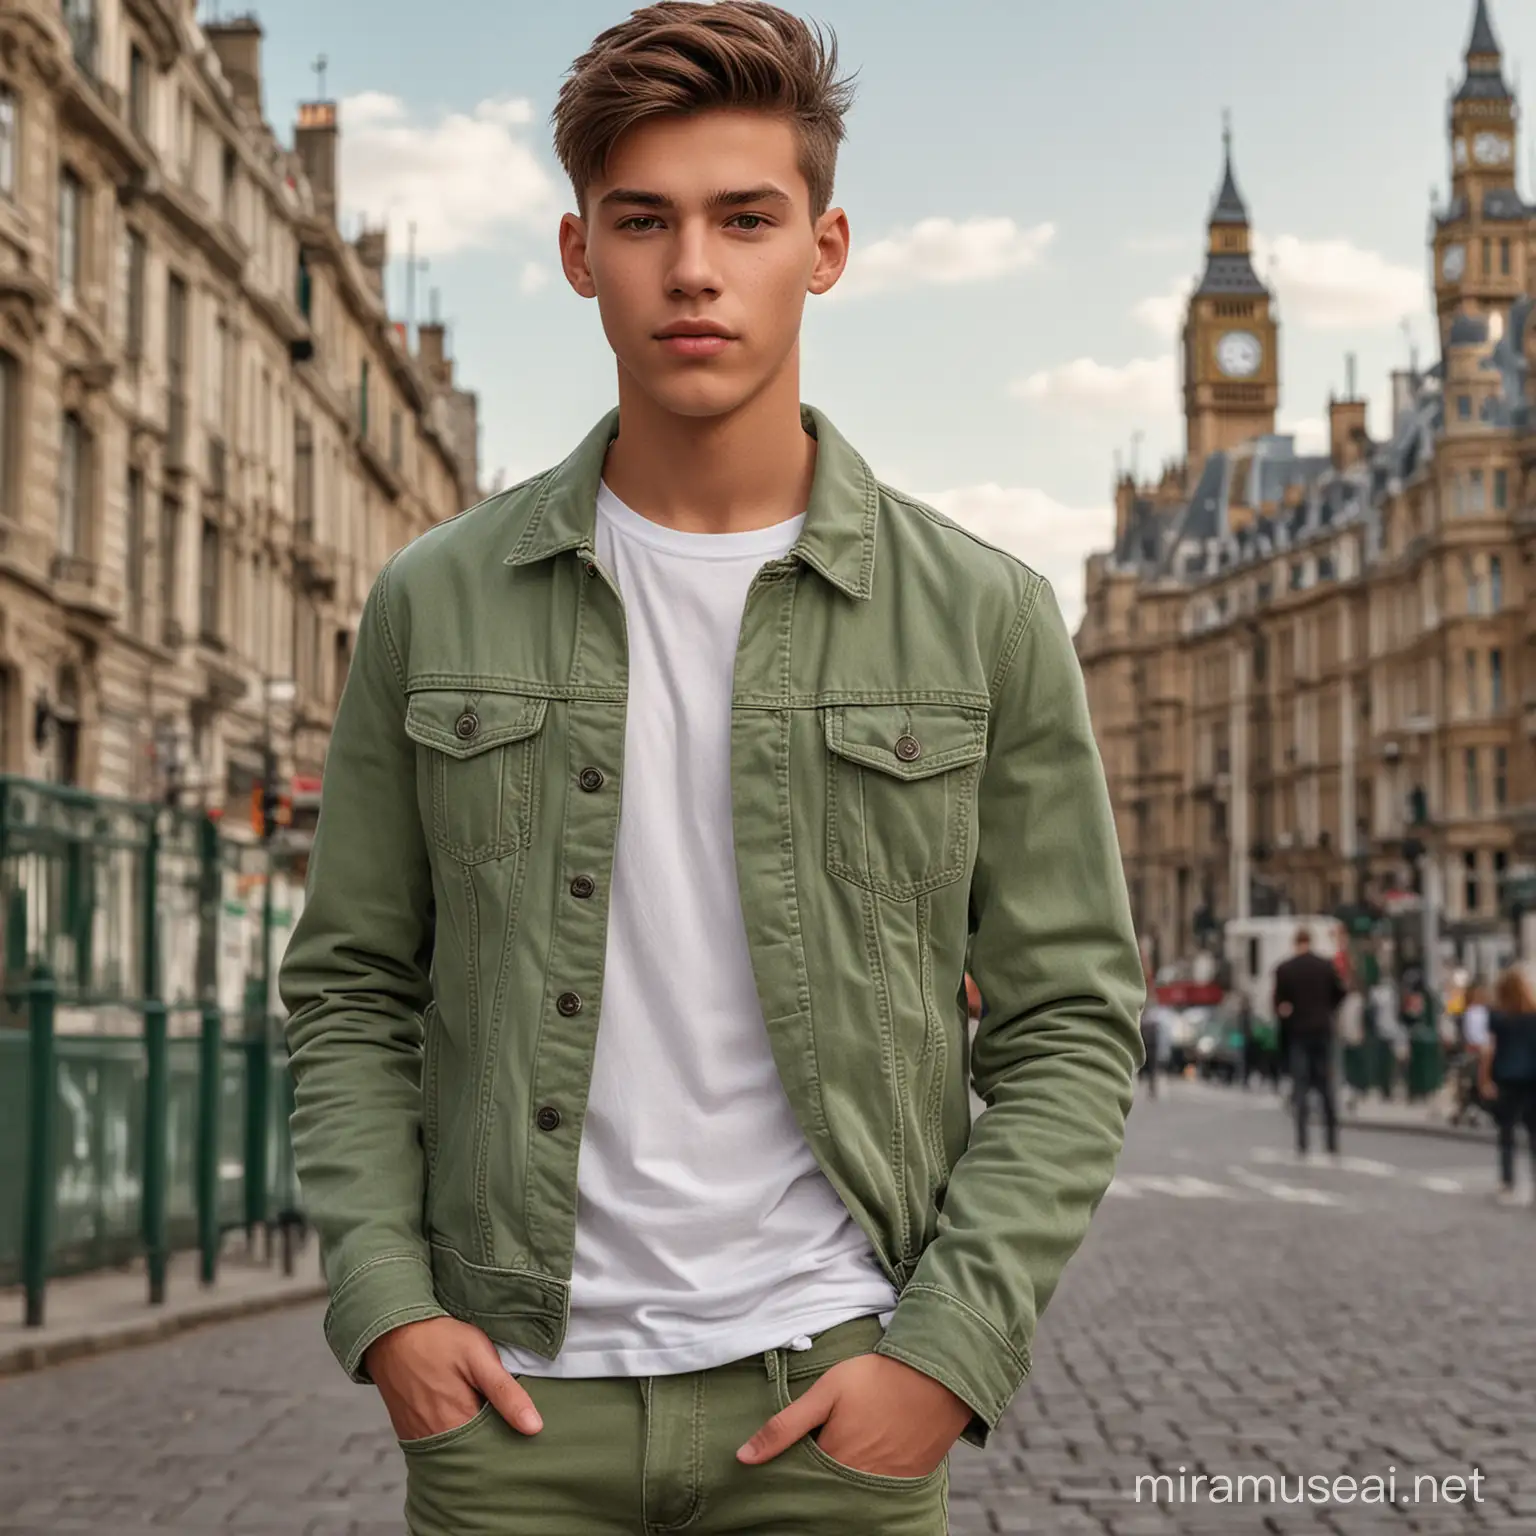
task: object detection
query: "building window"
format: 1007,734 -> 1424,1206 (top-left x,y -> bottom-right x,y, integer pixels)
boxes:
1469,469 -> 1485,513
1465,554 -> 1481,614
1501,238 -> 1511,277
209,316 -> 226,430
1466,649 -> 1479,713
358,357 -> 370,437
1458,394 -> 1472,421
1491,647 -> 1504,710
0,86 -> 16,198
0,351 -> 15,521
125,227 -> 146,359
1289,561 -> 1304,591
126,466 -> 144,634
1483,237 -> 1493,276
1465,849 -> 1480,913
1466,750 -> 1480,816
1318,554 -> 1336,581
1496,748 -> 1508,809
58,168 -> 82,304
128,45 -> 149,136
390,409 -> 403,471
1490,554 -> 1503,610
160,495 -> 181,644
221,144 -> 236,224
198,516 -> 221,640
58,412 -> 89,558
1495,468 -> 1509,510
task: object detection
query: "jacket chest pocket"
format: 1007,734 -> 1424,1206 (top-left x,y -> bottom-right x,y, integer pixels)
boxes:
404,688 -> 549,864
823,703 -> 988,900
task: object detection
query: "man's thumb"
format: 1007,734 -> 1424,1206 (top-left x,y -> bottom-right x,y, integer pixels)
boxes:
737,1381 -> 832,1465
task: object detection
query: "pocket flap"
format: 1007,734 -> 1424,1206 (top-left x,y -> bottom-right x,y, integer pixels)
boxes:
404,689 -> 548,759
824,703 -> 987,781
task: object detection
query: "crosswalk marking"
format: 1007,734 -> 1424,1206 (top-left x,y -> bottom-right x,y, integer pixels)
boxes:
1108,1155 -> 1476,1206
1226,1165 -> 1346,1204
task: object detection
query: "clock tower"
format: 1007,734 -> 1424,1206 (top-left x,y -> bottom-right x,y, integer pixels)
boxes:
1434,0 -> 1521,352
1182,122 -> 1280,486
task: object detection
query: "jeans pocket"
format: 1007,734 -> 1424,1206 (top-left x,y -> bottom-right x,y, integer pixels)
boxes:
398,1401 -> 497,1455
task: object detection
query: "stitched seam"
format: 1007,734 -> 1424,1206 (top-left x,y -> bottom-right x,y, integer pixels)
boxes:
861,876 -> 910,1262
328,1250 -> 432,1307
895,1283 -> 1030,1370
916,895 -> 950,1208
989,575 -> 1045,707
879,482 -> 1045,582
374,551 -> 408,692
460,863 -> 494,1263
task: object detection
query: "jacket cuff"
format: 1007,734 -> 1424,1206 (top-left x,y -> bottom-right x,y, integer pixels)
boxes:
322,1251 -> 450,1382
873,1282 -> 1030,1450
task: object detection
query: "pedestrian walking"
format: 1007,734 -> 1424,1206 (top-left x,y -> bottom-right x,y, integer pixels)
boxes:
278,7 -> 1146,1531
1480,967 -> 1536,1207
1273,927 -> 1347,1158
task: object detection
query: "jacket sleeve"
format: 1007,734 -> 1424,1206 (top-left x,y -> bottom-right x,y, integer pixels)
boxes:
279,555 -> 449,1381
872,574 -> 1145,1449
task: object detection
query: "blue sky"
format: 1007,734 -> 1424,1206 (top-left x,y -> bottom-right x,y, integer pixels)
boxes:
208,0 -> 1536,622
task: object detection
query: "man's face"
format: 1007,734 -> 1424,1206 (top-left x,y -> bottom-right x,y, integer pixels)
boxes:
559,109 -> 849,419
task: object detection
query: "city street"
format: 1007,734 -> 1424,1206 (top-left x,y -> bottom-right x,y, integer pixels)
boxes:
1,1083 -> 1532,1535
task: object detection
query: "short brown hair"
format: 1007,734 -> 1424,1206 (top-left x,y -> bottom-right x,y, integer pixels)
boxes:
553,2 -> 856,218
1293,927 -> 1311,949
1494,964 -> 1536,1015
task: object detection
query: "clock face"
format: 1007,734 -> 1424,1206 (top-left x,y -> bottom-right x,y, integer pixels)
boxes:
1443,243 -> 1466,281
1473,132 -> 1511,166
1454,137 -> 1469,169
1216,330 -> 1262,379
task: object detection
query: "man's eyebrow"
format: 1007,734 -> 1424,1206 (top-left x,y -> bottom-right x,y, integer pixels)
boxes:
596,186 -> 793,211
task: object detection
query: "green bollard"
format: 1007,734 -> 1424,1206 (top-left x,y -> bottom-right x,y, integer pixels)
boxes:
197,1004 -> 223,1286
22,964 -> 57,1329
142,998 -> 169,1305
244,994 -> 270,1253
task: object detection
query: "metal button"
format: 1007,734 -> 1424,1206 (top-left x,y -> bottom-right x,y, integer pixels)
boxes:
569,875 -> 596,900
556,991 -> 583,1017
579,767 -> 605,792
455,711 -> 480,740
535,1105 -> 562,1132
894,734 -> 922,762
584,560 -> 600,578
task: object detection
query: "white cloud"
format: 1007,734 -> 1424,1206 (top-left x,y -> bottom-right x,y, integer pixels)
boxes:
1255,234 -> 1426,331
519,261 -> 552,295
1127,234 -> 1189,254
338,94 -> 558,256
1133,276 -> 1194,339
833,217 -> 1055,299
1010,354 -> 1178,418
919,484 -> 1113,631
1279,415 -> 1328,455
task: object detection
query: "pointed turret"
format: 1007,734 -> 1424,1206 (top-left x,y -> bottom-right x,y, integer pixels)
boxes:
1210,119 -> 1249,227
1457,0 -> 1508,101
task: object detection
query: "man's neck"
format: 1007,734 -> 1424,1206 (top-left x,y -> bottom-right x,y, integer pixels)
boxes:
601,356 -> 816,535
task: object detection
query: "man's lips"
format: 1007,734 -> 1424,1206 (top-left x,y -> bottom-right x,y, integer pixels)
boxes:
655,323 -> 737,358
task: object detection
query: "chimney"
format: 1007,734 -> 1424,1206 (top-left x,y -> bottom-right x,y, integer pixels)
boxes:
417,321 -> 454,388
1113,472 -> 1136,545
204,15 -> 264,120
354,224 -> 387,300
1329,353 -> 1369,471
295,101 -> 339,224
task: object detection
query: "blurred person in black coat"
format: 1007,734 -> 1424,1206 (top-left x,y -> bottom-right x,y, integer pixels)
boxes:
1273,928 -> 1346,1158
1479,966 -> 1536,1207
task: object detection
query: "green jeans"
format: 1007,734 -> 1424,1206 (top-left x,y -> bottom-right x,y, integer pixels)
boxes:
400,1316 -> 951,1534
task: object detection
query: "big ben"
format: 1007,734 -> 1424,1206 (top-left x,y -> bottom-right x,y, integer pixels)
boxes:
1433,0 -> 1521,351
1182,123 -> 1279,484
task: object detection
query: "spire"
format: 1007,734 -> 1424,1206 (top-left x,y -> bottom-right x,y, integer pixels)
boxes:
1457,0 -> 1508,100
1210,111 -> 1248,226
1468,0 -> 1499,60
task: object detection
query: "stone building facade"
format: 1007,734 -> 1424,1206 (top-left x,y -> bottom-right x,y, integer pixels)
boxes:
1076,0 -> 1536,966
0,1 -> 478,829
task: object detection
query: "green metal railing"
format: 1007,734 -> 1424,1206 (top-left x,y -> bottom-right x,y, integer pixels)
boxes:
0,774 -> 305,1326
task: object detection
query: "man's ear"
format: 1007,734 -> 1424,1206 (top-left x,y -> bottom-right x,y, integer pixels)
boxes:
560,212 -> 598,299
808,206 -> 851,297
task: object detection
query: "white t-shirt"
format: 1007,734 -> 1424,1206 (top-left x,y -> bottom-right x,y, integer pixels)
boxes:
498,482 -> 897,1378
1463,1003 -> 1491,1049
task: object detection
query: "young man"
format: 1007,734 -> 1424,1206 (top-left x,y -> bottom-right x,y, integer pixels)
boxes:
280,5 -> 1144,1531
1273,928 -> 1346,1159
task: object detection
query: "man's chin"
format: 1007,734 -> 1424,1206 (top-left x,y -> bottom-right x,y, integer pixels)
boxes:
627,371 -> 766,422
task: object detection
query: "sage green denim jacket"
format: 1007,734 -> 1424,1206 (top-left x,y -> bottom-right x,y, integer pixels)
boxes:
279,406 -> 1145,1449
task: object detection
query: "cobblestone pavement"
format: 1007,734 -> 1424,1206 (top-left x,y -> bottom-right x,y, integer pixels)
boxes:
2,1080 -> 1532,1534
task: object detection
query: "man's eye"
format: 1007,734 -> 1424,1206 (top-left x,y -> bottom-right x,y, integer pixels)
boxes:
730,214 -> 767,231
620,216 -> 661,232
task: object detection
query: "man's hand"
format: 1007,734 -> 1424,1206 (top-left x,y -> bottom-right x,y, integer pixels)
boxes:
736,1353 -> 970,1479
365,1316 -> 543,1441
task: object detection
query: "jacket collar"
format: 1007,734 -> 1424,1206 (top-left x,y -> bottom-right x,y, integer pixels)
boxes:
503,404 -> 877,601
